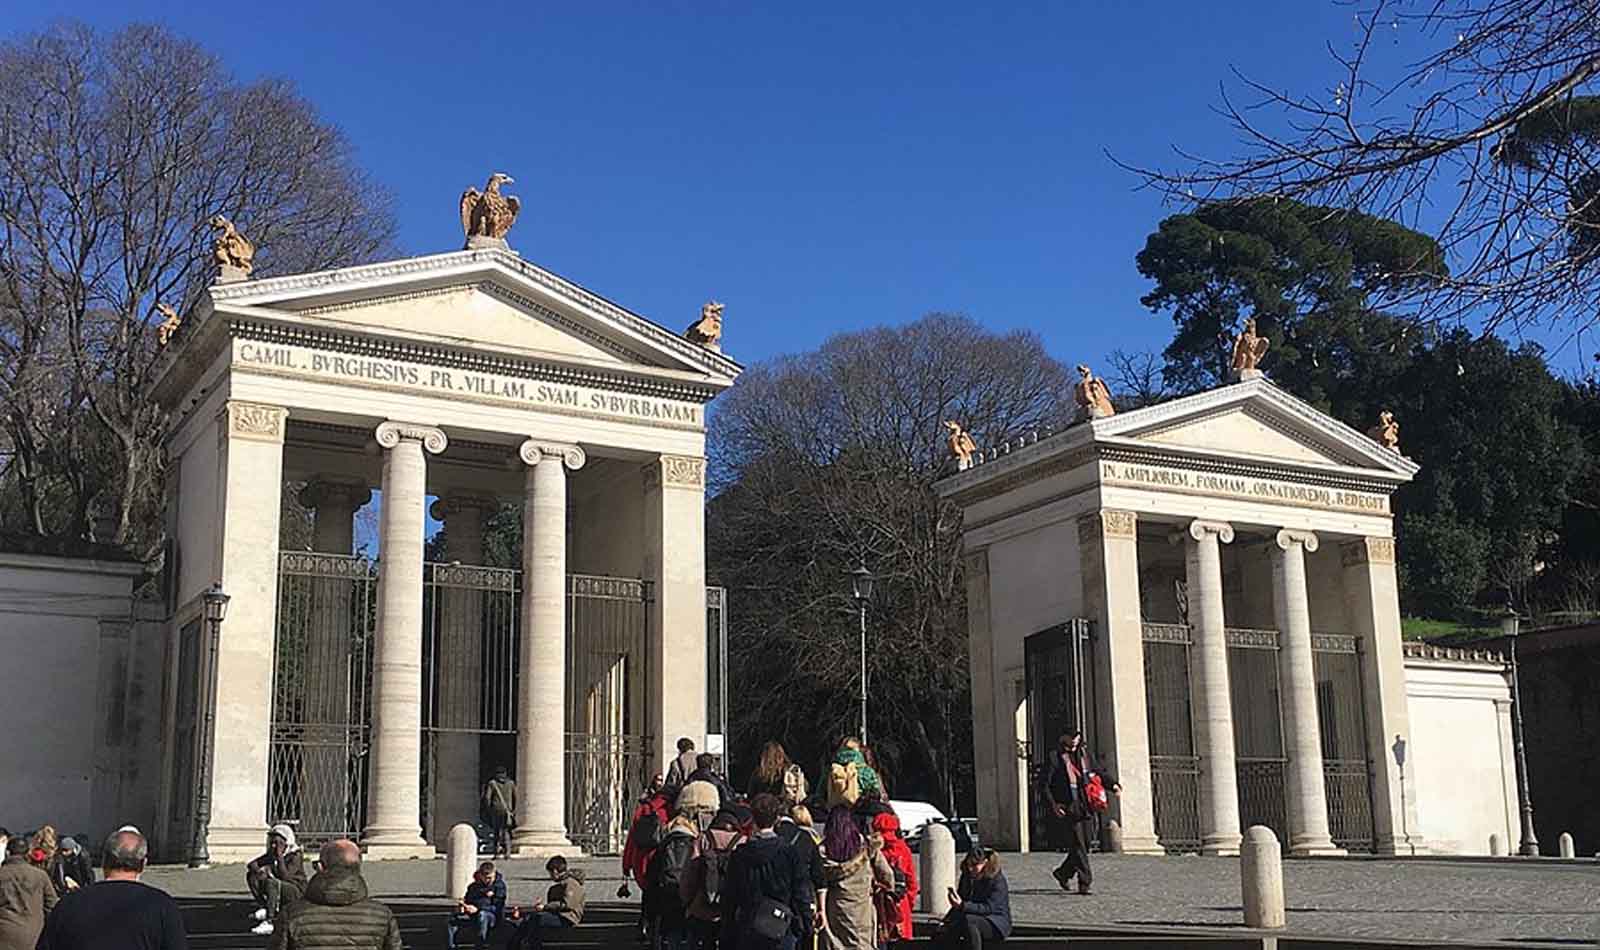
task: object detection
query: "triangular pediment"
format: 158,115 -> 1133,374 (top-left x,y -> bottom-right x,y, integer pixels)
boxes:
202,247 -> 741,385
1095,378 -> 1418,479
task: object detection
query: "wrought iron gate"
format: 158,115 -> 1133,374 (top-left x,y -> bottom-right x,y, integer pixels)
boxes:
267,553 -> 378,843
1140,623 -> 1376,853
1023,620 -> 1095,848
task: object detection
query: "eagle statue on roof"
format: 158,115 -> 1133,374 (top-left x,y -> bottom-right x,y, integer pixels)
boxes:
460,172 -> 521,248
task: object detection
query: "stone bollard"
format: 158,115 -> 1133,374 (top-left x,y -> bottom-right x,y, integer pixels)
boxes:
920,822 -> 957,916
1240,825 -> 1286,930
1489,833 -> 1504,856
1105,819 -> 1124,854
1559,832 -> 1575,858
446,823 -> 478,899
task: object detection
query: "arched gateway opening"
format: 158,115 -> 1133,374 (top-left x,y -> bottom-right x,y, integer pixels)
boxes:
151,244 -> 739,862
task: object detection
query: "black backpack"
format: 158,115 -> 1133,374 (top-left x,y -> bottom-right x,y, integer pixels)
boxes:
652,832 -> 694,897
702,839 -> 736,909
628,810 -> 663,852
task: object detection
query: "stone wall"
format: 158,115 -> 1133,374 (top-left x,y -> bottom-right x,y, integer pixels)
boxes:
0,554 -> 162,842
1402,643 -> 1518,855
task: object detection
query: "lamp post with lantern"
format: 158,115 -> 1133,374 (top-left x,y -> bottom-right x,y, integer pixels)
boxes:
191,582 -> 231,867
848,561 -> 874,745
1501,601 -> 1539,857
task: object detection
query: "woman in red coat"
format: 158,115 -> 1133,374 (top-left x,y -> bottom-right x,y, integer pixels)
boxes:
872,811 -> 919,944
620,776 -> 671,940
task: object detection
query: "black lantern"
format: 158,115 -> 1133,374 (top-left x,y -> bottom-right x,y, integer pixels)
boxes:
849,562 -> 874,602
191,582 -> 230,866
202,582 -> 231,625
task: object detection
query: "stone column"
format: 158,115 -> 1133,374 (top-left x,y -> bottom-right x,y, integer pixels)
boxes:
298,480 -> 371,555
361,422 -> 447,860
293,479 -> 372,838
1182,519 -> 1242,856
512,439 -> 585,856
1342,536 -> 1426,854
203,400 -> 289,861
643,455 -> 708,773
1272,530 -> 1341,855
427,495 -> 493,847
962,549 -> 1012,848
1078,510 -> 1163,854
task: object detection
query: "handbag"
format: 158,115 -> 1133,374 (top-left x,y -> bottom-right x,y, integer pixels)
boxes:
1085,774 -> 1109,813
748,897 -> 793,942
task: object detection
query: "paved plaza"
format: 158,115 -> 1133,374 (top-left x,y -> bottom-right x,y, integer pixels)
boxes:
143,851 -> 1598,948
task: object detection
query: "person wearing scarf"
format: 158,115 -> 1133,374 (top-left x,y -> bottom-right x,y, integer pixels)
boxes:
244,823 -> 308,935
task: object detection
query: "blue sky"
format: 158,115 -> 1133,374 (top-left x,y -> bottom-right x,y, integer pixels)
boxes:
24,0 -> 1587,378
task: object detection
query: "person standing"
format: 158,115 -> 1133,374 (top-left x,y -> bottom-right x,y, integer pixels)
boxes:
774,806 -> 822,950
746,742 -> 792,800
621,776 -> 670,942
934,849 -> 1011,949
270,839 -> 401,950
687,754 -> 737,809
722,794 -> 808,950
446,862 -> 506,950
37,830 -> 185,950
1043,730 -> 1119,896
245,824 -> 308,935
647,810 -> 698,950
870,813 -> 918,946
681,810 -> 745,950
817,806 -> 893,950
665,738 -> 699,789
507,856 -> 585,950
51,839 -> 95,897
0,836 -> 57,950
482,766 -> 517,859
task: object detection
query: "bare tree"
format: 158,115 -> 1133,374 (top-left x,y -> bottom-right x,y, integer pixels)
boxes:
1104,348 -> 1173,408
1121,0 -> 1600,332
0,22 -> 395,555
708,313 -> 1071,806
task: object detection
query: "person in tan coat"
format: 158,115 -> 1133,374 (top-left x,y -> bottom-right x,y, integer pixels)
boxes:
0,836 -> 57,950
818,807 -> 893,950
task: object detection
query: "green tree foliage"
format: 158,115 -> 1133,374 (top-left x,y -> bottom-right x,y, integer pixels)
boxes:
707,313 -> 1070,808
1136,199 -> 1446,398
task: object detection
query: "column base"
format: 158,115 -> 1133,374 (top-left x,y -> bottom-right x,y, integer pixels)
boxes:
510,838 -> 584,859
1117,834 -> 1167,855
1288,839 -> 1347,857
198,825 -> 278,865
1373,833 -> 1429,856
361,826 -> 434,861
1200,833 -> 1242,857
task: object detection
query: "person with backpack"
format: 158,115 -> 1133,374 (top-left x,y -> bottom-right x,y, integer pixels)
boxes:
869,813 -> 917,946
482,766 -> 517,859
648,811 -> 698,950
622,778 -> 671,943
1043,730 -> 1119,896
687,754 -> 737,809
817,806 -> 893,950
722,794 -> 809,950
774,805 -> 823,950
666,738 -> 699,790
680,809 -> 745,950
746,742 -> 791,800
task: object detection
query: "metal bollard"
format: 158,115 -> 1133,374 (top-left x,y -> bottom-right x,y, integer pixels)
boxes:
1240,825 -> 1286,929
1559,832 -> 1574,858
446,823 -> 478,899
920,822 -> 957,916
1489,833 -> 1504,856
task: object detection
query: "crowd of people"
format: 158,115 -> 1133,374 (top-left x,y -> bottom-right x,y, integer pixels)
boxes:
607,735 -> 1016,950
0,825 -> 185,950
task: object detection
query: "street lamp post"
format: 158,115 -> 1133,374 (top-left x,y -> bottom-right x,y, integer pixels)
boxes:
848,562 -> 874,745
1501,603 -> 1540,857
1391,734 -> 1413,856
191,582 -> 231,867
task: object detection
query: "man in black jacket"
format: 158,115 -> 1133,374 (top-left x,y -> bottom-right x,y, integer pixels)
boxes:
1043,730 -> 1119,896
270,839 -> 401,950
723,794 -> 807,950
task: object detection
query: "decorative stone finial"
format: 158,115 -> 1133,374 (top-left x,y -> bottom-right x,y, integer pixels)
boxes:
1231,318 -> 1269,381
1368,410 -> 1401,452
155,303 -> 182,346
944,420 -> 977,471
209,215 -> 254,282
1074,364 -> 1116,420
685,301 -> 725,351
460,172 -> 521,250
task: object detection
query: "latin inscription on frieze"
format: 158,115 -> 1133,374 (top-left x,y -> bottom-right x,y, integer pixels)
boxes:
236,340 -> 701,427
1099,461 -> 1389,515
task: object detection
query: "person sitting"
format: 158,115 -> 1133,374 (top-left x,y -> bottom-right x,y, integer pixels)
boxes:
51,838 -> 95,897
447,862 -> 506,949
509,856 -> 585,949
244,824 -> 307,935
935,848 -> 1011,949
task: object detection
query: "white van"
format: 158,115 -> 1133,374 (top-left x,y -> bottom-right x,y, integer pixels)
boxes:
889,799 -> 947,840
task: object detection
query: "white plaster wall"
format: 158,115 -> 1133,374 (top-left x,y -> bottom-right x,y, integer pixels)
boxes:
0,555 -> 145,836
1404,659 -> 1518,855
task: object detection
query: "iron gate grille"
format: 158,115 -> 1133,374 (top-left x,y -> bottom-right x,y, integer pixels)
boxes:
1024,620 -> 1096,849
267,553 -> 378,844
1228,627 -> 1287,845
1142,622 -> 1199,852
1313,634 -> 1374,851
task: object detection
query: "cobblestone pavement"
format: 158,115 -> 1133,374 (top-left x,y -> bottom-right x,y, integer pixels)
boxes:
145,851 -> 1600,947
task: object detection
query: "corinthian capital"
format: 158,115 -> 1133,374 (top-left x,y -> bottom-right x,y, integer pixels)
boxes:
374,421 -> 448,454
519,439 -> 586,471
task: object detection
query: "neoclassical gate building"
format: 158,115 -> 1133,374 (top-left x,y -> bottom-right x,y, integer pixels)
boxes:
150,244 -> 737,862
938,379 -> 1430,856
